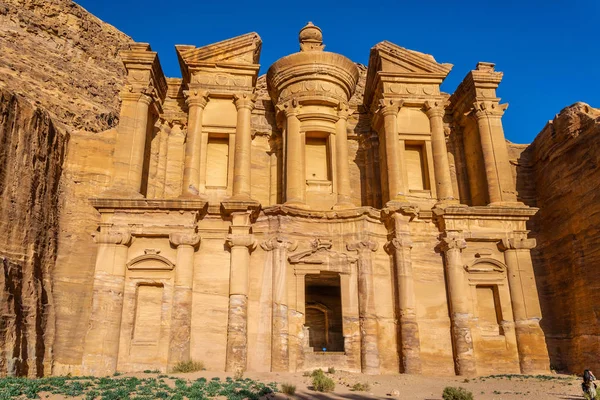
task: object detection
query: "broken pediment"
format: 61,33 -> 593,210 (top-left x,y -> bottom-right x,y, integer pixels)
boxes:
289,239 -> 357,273
176,33 -> 261,73
368,41 -> 453,77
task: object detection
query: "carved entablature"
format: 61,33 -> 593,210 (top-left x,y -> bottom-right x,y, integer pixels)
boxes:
449,62 -> 504,122
120,43 -> 168,111
364,41 -> 452,113
288,238 -> 357,275
176,33 -> 262,96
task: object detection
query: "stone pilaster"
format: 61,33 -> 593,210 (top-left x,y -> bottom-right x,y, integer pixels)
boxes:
278,99 -> 307,208
472,101 -> 517,205
499,236 -> 550,373
441,233 -> 476,376
347,239 -> 380,374
261,236 -> 298,372
225,212 -> 256,373
232,93 -> 257,199
182,89 -> 209,196
385,228 -> 422,374
82,230 -> 132,376
109,91 -> 153,197
424,100 -> 455,202
378,98 -> 407,203
168,232 -> 200,369
333,102 -> 354,209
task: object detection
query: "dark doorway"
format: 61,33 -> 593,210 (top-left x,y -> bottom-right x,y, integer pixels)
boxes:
305,272 -> 344,352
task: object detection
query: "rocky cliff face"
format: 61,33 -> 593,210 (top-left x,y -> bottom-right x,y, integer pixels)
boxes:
0,0 -> 131,375
522,103 -> 600,374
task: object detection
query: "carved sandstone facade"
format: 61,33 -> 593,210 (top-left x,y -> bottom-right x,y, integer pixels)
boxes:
73,23 -> 549,376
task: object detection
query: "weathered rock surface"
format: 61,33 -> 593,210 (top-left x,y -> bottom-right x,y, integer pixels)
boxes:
520,102 -> 600,374
0,0 -> 131,376
0,88 -> 67,377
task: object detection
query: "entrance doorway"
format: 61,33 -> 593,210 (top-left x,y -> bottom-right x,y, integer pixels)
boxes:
304,272 -> 344,352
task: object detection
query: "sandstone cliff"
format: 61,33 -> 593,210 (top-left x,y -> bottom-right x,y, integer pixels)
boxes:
522,103 -> 600,374
0,0 -> 131,376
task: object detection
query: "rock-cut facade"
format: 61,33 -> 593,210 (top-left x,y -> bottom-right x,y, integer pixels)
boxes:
71,23 -> 550,377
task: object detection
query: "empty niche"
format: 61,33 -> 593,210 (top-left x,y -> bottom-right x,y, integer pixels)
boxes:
305,135 -> 331,182
405,143 -> 430,191
133,283 -> 164,344
476,285 -> 503,336
206,136 -> 229,188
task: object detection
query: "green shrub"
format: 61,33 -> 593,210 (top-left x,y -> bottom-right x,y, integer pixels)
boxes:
351,382 -> 370,392
312,371 -> 335,393
442,386 -> 474,400
171,360 -> 205,373
281,383 -> 296,395
327,367 -> 335,374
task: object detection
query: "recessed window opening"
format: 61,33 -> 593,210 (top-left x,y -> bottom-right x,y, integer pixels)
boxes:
405,142 -> 430,191
206,135 -> 229,188
305,133 -> 331,181
476,285 -> 504,336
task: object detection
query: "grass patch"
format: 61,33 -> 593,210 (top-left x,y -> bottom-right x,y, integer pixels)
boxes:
442,386 -> 474,400
281,382 -> 296,395
351,382 -> 370,392
0,375 -> 277,400
171,360 -> 205,373
311,369 -> 335,393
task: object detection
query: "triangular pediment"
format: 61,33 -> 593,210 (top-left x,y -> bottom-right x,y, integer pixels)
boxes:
176,32 -> 262,67
370,41 -> 452,76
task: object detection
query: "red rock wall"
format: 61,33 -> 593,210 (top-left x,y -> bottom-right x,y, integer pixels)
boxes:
0,89 -> 67,377
522,103 -> 600,374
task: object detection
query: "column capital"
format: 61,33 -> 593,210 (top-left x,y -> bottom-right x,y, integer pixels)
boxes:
169,232 -> 201,248
261,235 -> 298,252
120,90 -> 153,105
384,236 -> 413,253
93,230 -> 132,246
499,237 -> 536,251
378,98 -> 403,117
440,236 -> 467,252
423,100 -> 447,119
276,98 -> 301,118
234,92 -> 257,111
337,102 -> 351,120
184,89 -> 210,108
347,239 -> 378,253
226,233 -> 257,250
470,101 -> 508,120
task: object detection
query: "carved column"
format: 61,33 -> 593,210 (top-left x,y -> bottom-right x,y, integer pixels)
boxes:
334,103 -> 354,209
232,93 -> 257,199
385,226 -> 421,374
379,98 -> 405,202
110,91 -> 153,196
347,240 -> 380,374
441,233 -> 476,376
168,232 -> 200,368
472,101 -> 517,204
82,230 -> 132,376
278,99 -> 306,208
499,236 -> 549,373
225,212 -> 256,373
261,236 -> 298,372
424,101 -> 454,201
182,89 -> 209,196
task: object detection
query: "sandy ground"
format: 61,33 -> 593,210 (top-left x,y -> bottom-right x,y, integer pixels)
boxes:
35,370 -> 587,400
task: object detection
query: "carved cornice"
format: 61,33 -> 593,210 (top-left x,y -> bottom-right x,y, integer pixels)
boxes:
261,236 -> 298,252
93,231 -> 132,246
169,232 -> 201,248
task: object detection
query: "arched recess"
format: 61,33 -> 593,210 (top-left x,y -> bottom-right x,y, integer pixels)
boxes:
305,302 -> 330,350
126,254 -> 175,271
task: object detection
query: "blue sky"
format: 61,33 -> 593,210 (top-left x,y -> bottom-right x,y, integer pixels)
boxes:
76,0 -> 599,144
